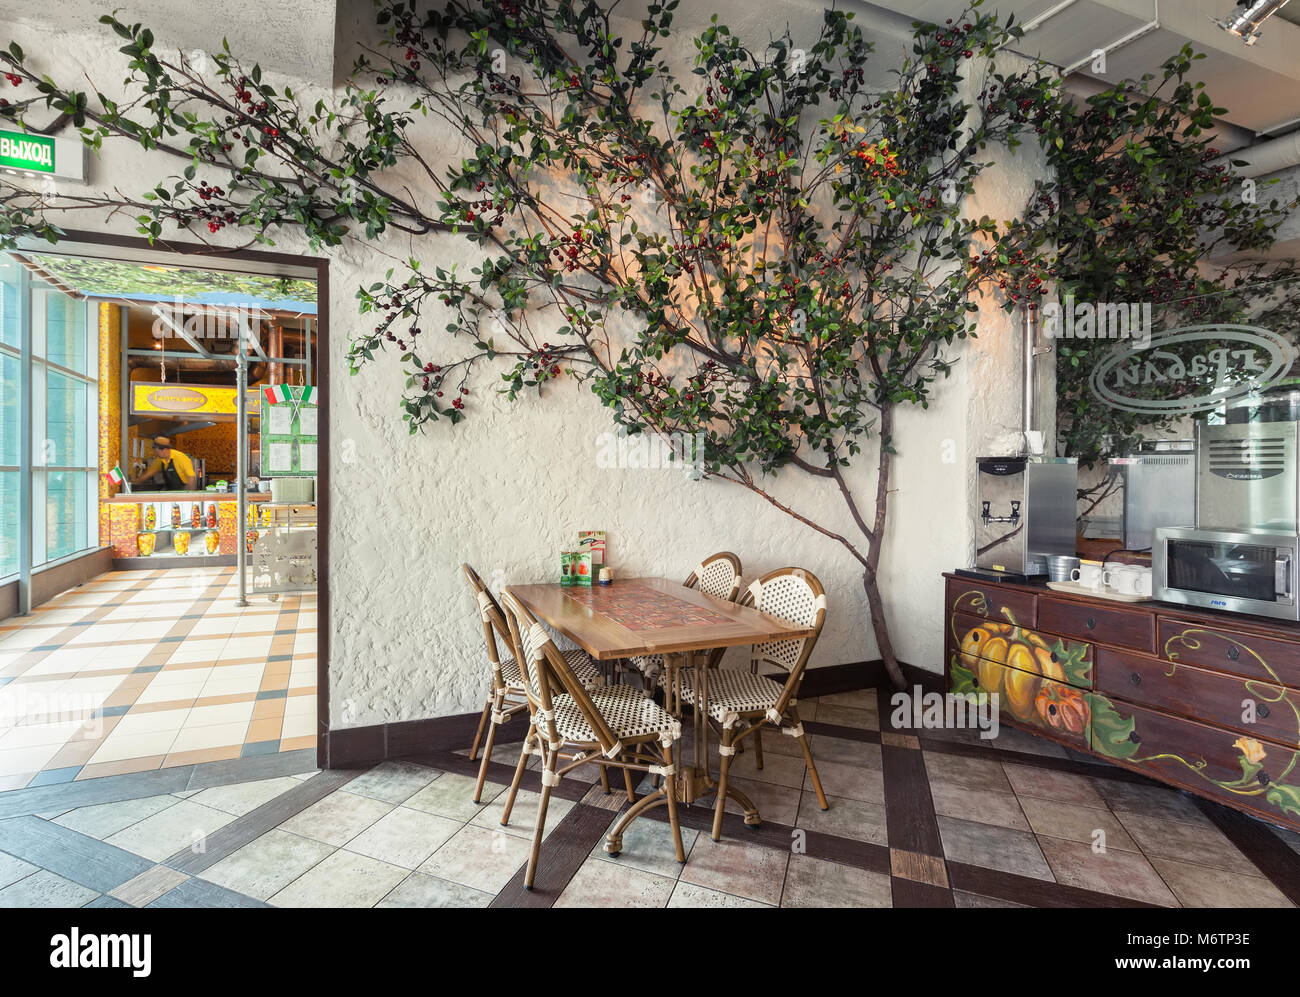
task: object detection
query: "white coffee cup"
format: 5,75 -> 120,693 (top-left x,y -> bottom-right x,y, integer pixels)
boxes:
1109,564 -> 1151,597
1071,560 -> 1106,590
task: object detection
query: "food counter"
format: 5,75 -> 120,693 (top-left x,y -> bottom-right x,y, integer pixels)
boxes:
103,491 -> 271,562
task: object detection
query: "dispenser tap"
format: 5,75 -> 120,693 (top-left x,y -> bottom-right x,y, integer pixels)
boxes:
981,500 -> 1021,526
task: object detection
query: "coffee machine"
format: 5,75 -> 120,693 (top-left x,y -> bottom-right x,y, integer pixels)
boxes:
973,456 -> 1078,580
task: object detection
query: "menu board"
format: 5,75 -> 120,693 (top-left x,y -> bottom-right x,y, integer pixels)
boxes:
261,386 -> 318,478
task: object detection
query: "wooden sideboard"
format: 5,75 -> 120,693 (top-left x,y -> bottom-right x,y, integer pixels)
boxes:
943,572 -> 1300,831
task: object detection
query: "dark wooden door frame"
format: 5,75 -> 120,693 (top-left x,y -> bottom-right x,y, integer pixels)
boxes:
26,228 -> 332,766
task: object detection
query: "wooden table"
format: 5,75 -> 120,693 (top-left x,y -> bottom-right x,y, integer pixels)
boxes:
509,577 -> 816,829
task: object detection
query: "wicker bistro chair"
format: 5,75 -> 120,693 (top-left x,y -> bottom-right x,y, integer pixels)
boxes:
672,567 -> 830,841
499,589 -> 686,889
625,551 -> 743,688
462,564 -> 605,804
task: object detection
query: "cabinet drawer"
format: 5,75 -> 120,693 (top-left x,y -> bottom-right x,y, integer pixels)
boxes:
1157,620 -> 1300,690
1092,697 -> 1300,830
1096,647 -> 1300,747
949,611 -> 1092,689
1038,597 -> 1154,653
949,655 -> 1090,751
946,578 -> 1037,629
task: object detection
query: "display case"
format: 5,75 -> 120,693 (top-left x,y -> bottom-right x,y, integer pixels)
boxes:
248,502 -> 318,600
103,491 -> 270,563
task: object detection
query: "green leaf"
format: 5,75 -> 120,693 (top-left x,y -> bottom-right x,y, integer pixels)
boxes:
1086,694 -> 1139,760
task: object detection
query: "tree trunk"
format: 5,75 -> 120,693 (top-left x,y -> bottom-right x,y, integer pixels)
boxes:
863,567 -> 906,690
865,402 -> 906,690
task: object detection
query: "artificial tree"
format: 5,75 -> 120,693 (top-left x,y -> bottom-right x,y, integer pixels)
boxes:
0,0 -> 1057,688
999,46 -> 1299,478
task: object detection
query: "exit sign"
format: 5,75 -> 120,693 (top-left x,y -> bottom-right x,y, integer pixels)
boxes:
0,128 -> 87,182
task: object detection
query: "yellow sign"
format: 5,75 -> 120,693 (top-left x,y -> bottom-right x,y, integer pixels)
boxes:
130,383 -> 261,416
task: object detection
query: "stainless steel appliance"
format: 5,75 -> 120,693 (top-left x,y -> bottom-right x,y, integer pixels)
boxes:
975,456 -> 1078,578
1110,442 -> 1195,550
1154,526 -> 1299,621
1196,421 -> 1300,533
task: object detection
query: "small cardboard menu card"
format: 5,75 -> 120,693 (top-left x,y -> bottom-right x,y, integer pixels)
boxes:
578,531 -> 606,566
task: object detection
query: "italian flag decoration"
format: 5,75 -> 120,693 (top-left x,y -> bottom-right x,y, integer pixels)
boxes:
104,464 -> 125,487
263,384 -> 294,407
298,385 -> 316,406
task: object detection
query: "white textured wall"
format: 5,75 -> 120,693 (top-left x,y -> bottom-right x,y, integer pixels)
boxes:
5,11 -> 1052,729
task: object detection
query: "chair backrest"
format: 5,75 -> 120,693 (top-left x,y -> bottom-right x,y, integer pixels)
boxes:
739,567 -> 827,705
462,563 -> 513,691
502,587 -> 621,755
685,551 -> 743,602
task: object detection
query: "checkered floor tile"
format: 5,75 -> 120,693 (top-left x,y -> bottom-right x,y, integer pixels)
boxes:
0,567 -> 316,789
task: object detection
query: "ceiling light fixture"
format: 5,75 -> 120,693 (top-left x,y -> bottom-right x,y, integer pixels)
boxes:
1214,0 -> 1294,45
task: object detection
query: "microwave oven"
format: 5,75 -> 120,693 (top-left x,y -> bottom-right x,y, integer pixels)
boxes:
1154,526 -> 1299,621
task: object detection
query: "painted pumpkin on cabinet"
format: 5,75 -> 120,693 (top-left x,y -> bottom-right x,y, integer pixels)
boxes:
948,590 -> 1092,749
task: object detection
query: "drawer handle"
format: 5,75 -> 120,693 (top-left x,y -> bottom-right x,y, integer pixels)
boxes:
1258,704 -> 1271,719
1227,645 -> 1240,661
1130,672 -> 1141,686
1086,616 -> 1097,630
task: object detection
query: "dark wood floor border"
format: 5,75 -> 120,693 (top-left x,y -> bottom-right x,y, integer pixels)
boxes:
877,687 -> 946,862
891,878 -> 956,908
947,861 -> 1162,909
1193,796 -> 1300,905
323,659 -> 939,769
164,767 -> 362,875
918,733 -> 1169,786
803,720 -> 882,744
489,803 -> 617,907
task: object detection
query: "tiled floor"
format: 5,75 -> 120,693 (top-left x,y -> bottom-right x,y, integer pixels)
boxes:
0,567 -> 317,790
0,687 -> 1296,908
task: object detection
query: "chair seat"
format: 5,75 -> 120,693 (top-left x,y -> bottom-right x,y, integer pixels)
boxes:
500,648 -> 603,692
626,653 -> 664,678
551,685 -> 680,745
666,668 -> 787,725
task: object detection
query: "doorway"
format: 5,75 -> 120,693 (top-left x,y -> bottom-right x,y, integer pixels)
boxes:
0,233 -> 329,789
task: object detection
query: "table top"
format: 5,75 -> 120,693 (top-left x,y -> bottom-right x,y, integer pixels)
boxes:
508,577 -> 816,660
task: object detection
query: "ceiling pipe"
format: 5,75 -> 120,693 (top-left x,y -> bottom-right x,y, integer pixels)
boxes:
1212,129 -> 1300,177
1023,303 -> 1052,454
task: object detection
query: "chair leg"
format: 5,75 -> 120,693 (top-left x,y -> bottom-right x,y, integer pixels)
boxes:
663,740 -> 686,862
795,715 -> 829,811
474,696 -> 506,804
623,766 -> 637,804
711,725 -> 735,842
752,726 -> 764,770
501,725 -> 534,826
525,755 -> 556,890
598,763 -> 611,795
468,693 -> 493,761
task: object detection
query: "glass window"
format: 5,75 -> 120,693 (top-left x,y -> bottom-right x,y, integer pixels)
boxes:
0,351 -> 17,467
45,470 -> 88,562
0,258 -> 18,349
0,471 -> 16,577
43,291 -> 87,374
44,371 -> 87,468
